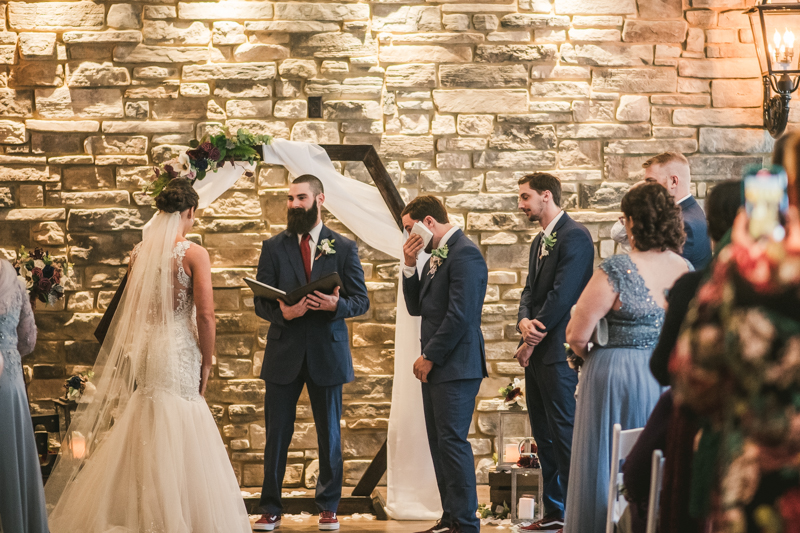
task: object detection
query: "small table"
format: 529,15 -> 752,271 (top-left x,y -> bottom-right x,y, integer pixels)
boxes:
510,466 -> 544,522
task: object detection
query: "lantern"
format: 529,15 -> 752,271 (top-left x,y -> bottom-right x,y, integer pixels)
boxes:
747,0 -> 800,137
496,408 -> 532,471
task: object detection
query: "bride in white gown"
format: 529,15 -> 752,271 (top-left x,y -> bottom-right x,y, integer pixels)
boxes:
46,178 -> 251,532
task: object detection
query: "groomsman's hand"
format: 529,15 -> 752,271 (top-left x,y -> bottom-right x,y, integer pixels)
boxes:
403,233 -> 424,267
413,356 -> 434,383
280,297 -> 310,320
307,287 -> 340,312
519,318 -> 547,345
514,343 -> 534,368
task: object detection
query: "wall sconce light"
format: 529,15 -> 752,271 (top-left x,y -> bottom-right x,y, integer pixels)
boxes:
748,0 -> 800,137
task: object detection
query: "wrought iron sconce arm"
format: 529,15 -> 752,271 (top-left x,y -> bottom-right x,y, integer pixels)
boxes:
763,73 -> 800,138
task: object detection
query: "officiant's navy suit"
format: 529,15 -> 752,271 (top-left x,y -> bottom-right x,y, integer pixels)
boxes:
254,224 -> 369,516
403,229 -> 488,533
517,212 -> 594,518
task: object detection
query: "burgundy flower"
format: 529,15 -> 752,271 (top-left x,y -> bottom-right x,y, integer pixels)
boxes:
31,267 -> 43,279
186,146 -> 206,161
164,164 -> 179,179
38,278 -> 52,293
32,248 -> 44,260
780,487 -> 800,533
53,270 -> 61,284
201,142 -> 220,160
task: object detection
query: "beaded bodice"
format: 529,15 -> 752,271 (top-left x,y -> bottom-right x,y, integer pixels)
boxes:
134,240 -> 202,401
600,254 -> 672,349
0,277 -> 36,381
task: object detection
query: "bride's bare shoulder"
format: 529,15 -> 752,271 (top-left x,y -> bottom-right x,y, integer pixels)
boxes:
183,241 -> 210,266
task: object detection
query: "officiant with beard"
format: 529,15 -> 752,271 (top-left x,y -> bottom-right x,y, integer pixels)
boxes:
253,174 -> 369,532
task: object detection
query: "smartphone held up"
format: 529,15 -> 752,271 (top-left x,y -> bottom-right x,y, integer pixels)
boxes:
744,166 -> 790,242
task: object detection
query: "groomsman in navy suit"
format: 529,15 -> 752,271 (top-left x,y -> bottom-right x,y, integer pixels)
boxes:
515,174 -> 595,532
401,196 -> 488,533
642,151 -> 712,270
253,175 -> 369,532
610,152 -> 712,270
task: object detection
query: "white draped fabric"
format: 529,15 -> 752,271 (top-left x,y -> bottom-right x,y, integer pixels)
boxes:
261,139 -> 440,520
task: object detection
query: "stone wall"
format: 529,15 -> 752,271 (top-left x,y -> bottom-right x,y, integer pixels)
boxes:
2,0 -> 774,489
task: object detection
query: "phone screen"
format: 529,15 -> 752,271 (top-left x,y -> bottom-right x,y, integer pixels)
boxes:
743,166 -> 789,241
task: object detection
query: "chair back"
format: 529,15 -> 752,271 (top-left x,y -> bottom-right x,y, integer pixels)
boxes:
645,450 -> 665,533
605,424 -> 644,533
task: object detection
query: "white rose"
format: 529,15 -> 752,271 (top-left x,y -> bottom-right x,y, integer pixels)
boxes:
34,259 -> 45,269
77,382 -> 97,404
25,278 -> 34,290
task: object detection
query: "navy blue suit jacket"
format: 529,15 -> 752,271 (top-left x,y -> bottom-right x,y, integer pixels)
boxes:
680,196 -> 712,271
403,229 -> 489,384
254,225 -> 369,387
517,213 -> 595,366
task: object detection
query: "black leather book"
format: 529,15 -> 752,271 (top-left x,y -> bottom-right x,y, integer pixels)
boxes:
244,272 -> 342,306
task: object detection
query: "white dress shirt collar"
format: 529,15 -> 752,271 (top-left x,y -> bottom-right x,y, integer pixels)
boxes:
435,225 -> 460,250
542,210 -> 565,237
677,194 -> 692,205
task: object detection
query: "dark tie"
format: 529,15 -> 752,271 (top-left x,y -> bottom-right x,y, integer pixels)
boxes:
300,233 -> 312,282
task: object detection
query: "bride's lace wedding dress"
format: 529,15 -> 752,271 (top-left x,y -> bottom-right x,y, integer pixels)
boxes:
48,239 -> 251,533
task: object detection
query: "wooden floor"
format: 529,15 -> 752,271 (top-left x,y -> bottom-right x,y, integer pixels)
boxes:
246,515 -> 519,532
248,515 -> 431,532
244,486 -> 525,531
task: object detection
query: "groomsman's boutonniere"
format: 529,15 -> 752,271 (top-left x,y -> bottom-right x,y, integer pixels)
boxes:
539,231 -> 557,259
316,238 -> 336,260
429,244 -> 449,278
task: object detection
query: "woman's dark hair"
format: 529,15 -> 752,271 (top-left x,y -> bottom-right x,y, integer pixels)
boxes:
155,178 -> 199,213
401,195 -> 449,224
705,180 -> 743,242
621,182 -> 686,253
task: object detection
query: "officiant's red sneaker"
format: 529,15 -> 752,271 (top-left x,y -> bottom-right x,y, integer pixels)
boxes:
253,513 -> 281,531
519,512 -> 564,530
319,511 -> 339,530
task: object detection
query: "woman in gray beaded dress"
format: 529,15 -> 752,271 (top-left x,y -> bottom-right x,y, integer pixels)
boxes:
0,258 -> 49,533
563,182 -> 691,533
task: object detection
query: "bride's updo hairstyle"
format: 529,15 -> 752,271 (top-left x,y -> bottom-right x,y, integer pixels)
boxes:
155,178 -> 199,213
621,181 -> 685,253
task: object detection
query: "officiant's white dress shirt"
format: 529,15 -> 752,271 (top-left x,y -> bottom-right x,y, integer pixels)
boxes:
298,221 -> 323,270
402,225 -> 460,279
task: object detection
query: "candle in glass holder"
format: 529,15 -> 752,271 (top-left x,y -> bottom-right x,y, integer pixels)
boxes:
71,430 -> 86,459
504,443 -> 520,463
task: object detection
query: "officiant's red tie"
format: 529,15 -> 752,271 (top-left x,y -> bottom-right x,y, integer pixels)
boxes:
300,233 -> 312,282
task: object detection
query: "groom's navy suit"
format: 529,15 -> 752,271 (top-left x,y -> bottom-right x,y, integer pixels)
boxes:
403,229 -> 488,533
254,224 -> 369,515
517,212 -> 594,518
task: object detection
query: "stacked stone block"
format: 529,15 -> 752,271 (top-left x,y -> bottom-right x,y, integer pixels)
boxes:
0,0 -> 774,487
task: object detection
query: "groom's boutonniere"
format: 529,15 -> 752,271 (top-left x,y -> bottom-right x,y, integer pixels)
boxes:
429,244 -> 449,278
539,231 -> 557,259
315,238 -> 336,260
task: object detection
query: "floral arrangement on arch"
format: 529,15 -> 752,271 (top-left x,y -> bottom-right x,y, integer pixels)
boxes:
13,246 -> 72,307
670,215 -> 800,532
65,370 -> 96,404
146,128 -> 272,198
499,378 -> 525,408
